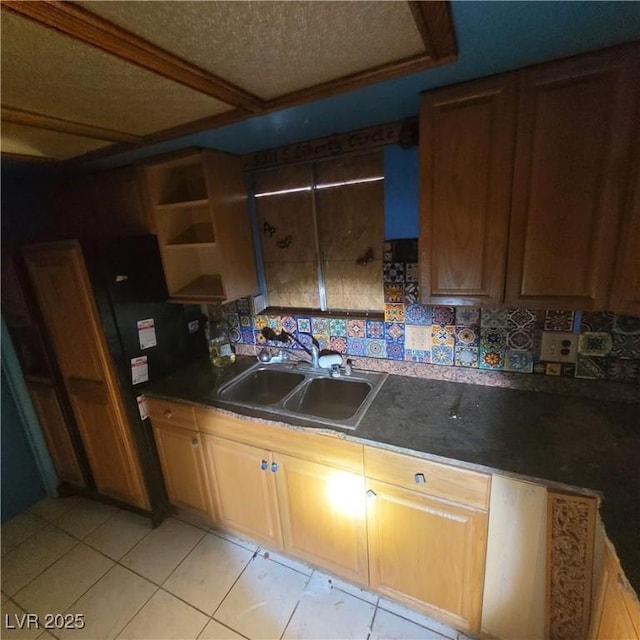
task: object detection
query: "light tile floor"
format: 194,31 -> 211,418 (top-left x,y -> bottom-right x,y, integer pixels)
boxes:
1,497 -> 472,640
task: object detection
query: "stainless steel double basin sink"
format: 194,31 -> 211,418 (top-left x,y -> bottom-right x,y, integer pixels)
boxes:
215,361 -> 388,430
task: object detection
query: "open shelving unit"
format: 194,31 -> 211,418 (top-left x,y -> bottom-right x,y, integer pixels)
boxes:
144,149 -> 258,304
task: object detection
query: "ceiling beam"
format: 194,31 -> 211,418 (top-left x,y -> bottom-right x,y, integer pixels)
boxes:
1,106 -> 143,144
408,0 -> 457,60
1,0 -> 264,114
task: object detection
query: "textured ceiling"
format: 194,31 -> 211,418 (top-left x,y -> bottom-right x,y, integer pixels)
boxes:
80,0 -> 425,99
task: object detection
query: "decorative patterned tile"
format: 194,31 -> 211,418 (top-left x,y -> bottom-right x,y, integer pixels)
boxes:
330,336 -> 347,353
404,325 -> 431,351
431,325 -> 455,347
240,315 -> 252,328
230,327 -> 241,343
280,316 -> 296,333
404,282 -> 420,304
254,330 -> 267,344
561,363 -> 576,377
236,298 -> 251,313
575,355 -> 608,379
366,320 -> 385,339
507,328 -> 534,351
366,339 -> 386,358
454,326 -> 479,347
385,322 -> 405,341
505,349 -> 534,373
404,349 -> 430,363
508,309 -> 537,330
383,251 -> 393,262
432,306 -> 455,325
383,283 -> 404,303
572,311 -> 582,333
347,319 -> 366,338
311,317 -> 329,335
455,307 -> 480,326
544,310 -> 574,332
254,315 -> 268,330
405,262 -> 419,283
383,262 -> 405,283
346,338 -> 366,356
533,363 -> 546,374
580,311 -> 615,333
455,346 -> 478,368
224,312 -> 240,329
613,314 -> 640,335
545,363 -> 562,376
386,341 -> 405,360
479,347 -> 505,370
267,315 -> 282,331
384,303 -> 406,323
611,334 -> 640,358
388,239 -> 418,262
481,308 -> 509,328
315,334 -> 330,350
328,318 -> 347,337
578,332 -> 613,356
480,328 -> 507,351
296,317 -> 311,333
607,357 -> 640,383
431,344 -> 454,366
240,329 -> 255,344
405,304 -> 430,325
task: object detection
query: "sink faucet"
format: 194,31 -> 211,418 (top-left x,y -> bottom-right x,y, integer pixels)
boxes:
259,328 -> 338,370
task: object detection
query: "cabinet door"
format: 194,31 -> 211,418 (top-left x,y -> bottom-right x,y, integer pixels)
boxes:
367,479 -> 488,633
27,380 -> 85,488
506,48 -> 640,309
23,242 -> 149,509
152,421 -> 213,523
202,434 -> 283,549
419,74 -> 518,305
610,127 -> 640,315
274,453 -> 369,586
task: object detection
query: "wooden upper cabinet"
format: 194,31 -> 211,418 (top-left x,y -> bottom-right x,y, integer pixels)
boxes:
609,125 -> 640,315
419,74 -> 518,305
506,48 -> 640,310
23,242 -> 149,509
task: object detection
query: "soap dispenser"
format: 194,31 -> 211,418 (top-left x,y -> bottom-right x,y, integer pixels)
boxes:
206,304 -> 236,367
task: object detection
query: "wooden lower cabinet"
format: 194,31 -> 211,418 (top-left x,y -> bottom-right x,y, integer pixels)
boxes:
202,434 -> 283,549
274,452 -> 369,586
366,478 -> 488,633
152,420 -> 213,523
27,380 -> 85,488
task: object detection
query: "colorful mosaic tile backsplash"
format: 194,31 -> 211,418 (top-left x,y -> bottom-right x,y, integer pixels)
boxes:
223,240 -> 640,385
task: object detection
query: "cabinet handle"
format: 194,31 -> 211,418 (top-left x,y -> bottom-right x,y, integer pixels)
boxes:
260,460 -> 268,471
164,410 -> 173,419
414,473 -> 426,484
191,438 -> 199,448
270,462 -> 279,473
366,489 -> 377,499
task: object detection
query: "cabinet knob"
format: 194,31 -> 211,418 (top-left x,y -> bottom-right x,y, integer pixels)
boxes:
164,410 -> 173,419
191,438 -> 199,448
414,473 -> 426,484
260,460 -> 268,471
270,462 -> 279,473
366,489 -> 377,499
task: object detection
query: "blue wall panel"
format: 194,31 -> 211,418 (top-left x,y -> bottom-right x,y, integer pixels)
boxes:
384,145 -> 419,240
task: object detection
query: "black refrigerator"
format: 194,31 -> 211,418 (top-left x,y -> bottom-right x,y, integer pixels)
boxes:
82,235 -> 207,523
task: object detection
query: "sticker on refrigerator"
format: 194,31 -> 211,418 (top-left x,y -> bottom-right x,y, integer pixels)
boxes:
137,318 -> 157,350
131,356 -> 149,385
137,395 -> 149,420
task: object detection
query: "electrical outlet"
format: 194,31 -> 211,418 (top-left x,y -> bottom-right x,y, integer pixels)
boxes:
540,332 -> 578,363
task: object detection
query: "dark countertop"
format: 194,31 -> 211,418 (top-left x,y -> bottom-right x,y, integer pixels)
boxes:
142,356 -> 640,594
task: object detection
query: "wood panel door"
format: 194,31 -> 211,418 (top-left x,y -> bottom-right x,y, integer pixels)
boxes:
419,74 -> 518,305
152,420 -> 213,523
27,380 -> 85,488
506,48 -> 640,310
366,479 -> 488,633
202,434 -> 283,549
23,242 -> 149,509
274,453 -> 369,586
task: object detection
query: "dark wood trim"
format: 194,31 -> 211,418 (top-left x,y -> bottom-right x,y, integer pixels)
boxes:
408,0 -> 457,60
2,106 -> 142,143
264,52 -> 456,113
1,0 -> 264,113
0,151 -> 59,164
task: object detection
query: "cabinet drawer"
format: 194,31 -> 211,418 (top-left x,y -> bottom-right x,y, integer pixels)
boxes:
196,407 -> 363,473
364,446 -> 490,510
147,397 -> 195,429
